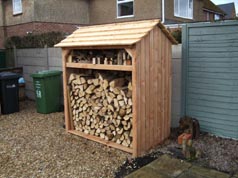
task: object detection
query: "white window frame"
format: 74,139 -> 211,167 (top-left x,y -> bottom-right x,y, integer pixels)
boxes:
12,0 -> 22,15
117,0 -> 134,19
174,0 -> 193,19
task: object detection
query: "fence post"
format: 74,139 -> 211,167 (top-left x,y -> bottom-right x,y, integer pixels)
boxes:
45,45 -> 49,70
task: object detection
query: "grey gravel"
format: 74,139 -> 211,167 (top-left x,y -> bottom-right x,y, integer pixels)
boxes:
0,100 -> 129,178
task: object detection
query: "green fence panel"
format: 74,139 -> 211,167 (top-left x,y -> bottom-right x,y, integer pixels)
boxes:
182,21 -> 238,139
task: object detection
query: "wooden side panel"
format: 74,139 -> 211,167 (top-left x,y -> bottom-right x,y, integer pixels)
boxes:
167,39 -> 172,138
139,38 -> 146,155
157,27 -> 163,144
135,27 -> 172,156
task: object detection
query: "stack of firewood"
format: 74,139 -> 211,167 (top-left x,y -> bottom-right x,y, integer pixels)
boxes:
68,72 -> 133,147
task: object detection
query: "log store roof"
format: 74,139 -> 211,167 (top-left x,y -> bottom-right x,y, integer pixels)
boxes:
55,19 -> 177,48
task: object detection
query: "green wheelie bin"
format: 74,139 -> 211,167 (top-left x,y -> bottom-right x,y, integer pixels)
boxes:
31,70 -> 62,114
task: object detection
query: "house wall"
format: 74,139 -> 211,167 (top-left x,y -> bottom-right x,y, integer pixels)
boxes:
165,0 -> 204,24
34,0 -> 89,24
229,5 -> 236,19
3,0 -> 89,26
0,0 -> 4,26
89,0 -> 161,24
0,0 -> 89,48
3,0 -> 34,26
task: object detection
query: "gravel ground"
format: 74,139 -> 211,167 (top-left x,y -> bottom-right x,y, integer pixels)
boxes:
1,100 -> 238,178
0,100 -> 129,178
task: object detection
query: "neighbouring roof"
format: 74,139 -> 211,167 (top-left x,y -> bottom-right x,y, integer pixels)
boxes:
55,19 -> 177,48
203,0 -> 226,15
218,3 -> 236,19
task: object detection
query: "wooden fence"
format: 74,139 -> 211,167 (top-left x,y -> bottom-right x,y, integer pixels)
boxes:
182,21 -> 238,138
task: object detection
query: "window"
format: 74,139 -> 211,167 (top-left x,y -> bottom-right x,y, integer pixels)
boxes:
214,14 -> 220,20
117,0 -> 134,18
174,0 -> 193,19
12,0 -> 22,15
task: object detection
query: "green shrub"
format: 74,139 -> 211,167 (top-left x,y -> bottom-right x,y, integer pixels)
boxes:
4,31 -> 66,49
171,29 -> 182,44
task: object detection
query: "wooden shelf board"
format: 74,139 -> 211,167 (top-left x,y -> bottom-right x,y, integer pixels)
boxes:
66,63 -> 133,71
68,130 -> 133,153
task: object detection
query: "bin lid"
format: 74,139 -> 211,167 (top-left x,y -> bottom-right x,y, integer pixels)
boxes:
0,72 -> 20,80
30,70 -> 62,78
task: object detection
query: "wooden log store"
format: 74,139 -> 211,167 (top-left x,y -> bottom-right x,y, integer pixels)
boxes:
55,19 -> 177,157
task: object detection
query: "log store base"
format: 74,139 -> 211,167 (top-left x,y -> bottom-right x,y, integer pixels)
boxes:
68,130 -> 133,153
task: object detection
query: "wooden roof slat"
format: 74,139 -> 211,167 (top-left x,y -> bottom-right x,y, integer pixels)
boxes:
72,20 -> 160,33
73,23 -> 157,34
61,34 -> 147,43
55,19 -> 177,47
65,28 -> 152,38
57,40 -> 141,47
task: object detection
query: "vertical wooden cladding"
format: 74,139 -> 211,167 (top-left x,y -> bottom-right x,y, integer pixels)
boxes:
134,26 -> 172,156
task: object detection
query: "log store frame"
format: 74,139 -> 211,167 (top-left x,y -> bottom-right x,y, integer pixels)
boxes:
55,19 -> 177,157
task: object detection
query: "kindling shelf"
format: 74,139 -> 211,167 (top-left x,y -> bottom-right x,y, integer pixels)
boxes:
66,63 -> 133,71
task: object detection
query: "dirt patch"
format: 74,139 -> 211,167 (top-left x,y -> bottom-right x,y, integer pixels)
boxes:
0,100 -> 129,178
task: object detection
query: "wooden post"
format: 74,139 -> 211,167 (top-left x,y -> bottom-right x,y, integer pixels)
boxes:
62,48 -> 71,131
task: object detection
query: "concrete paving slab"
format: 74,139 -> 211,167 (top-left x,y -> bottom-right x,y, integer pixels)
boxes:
125,166 -> 170,178
231,173 -> 238,178
149,155 -> 192,177
177,171 -> 209,178
125,155 -> 232,178
189,166 -> 230,178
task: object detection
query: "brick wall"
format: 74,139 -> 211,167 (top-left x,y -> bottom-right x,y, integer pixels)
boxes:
6,23 -> 34,37
0,22 -> 81,48
6,22 -> 79,38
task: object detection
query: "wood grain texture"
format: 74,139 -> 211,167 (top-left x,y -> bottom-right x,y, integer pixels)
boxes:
132,46 -> 138,157
134,27 -> 172,156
